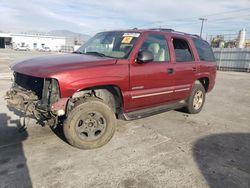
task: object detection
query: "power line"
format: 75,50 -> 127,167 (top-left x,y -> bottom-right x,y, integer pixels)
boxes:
206,29 -> 235,32
78,8 -> 250,35
138,8 -> 250,28
143,12 -> 249,31
209,14 -> 250,22
199,8 -> 250,18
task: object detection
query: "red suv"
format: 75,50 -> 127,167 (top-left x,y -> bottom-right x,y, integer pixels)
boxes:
6,28 -> 216,149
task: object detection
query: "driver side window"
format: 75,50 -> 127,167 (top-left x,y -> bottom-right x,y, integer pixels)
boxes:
139,34 -> 169,62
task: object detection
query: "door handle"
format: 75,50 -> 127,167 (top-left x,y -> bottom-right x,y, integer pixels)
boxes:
167,68 -> 174,74
192,67 -> 197,72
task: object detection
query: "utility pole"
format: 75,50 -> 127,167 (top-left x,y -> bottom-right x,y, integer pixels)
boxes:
199,18 -> 207,37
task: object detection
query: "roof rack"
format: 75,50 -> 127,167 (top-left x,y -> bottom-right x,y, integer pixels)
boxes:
190,34 -> 201,38
150,28 -> 187,36
149,28 -> 188,35
149,28 -> 175,32
150,28 -> 202,38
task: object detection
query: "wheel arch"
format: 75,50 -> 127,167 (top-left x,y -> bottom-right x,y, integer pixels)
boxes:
70,85 -> 124,115
197,77 -> 209,92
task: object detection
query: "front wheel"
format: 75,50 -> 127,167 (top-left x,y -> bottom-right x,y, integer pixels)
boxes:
185,82 -> 206,114
63,98 -> 117,149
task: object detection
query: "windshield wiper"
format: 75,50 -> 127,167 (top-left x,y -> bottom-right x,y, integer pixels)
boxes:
72,51 -> 84,54
73,51 -> 112,58
85,51 -> 106,57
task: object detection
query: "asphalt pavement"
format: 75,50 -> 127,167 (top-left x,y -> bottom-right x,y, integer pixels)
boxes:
0,49 -> 250,188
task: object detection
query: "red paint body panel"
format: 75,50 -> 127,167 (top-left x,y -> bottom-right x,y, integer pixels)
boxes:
51,98 -> 69,111
11,30 -> 216,113
11,54 -> 117,77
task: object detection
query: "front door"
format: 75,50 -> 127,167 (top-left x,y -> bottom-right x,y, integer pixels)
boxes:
129,34 -> 175,110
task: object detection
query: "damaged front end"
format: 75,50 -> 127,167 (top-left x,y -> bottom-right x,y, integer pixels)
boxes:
5,72 -> 66,129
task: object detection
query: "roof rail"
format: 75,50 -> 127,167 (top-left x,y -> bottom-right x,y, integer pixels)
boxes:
148,28 -> 202,38
171,31 -> 186,35
150,28 -> 189,35
149,28 -> 175,32
190,34 -> 201,38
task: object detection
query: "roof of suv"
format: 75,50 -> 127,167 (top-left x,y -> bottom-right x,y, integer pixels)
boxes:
109,28 -> 202,39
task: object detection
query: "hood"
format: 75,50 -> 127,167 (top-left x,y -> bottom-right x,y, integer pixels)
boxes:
11,54 -> 117,78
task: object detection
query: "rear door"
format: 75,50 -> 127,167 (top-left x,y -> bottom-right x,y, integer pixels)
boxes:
192,37 -> 217,91
170,36 -> 197,100
129,33 -> 175,110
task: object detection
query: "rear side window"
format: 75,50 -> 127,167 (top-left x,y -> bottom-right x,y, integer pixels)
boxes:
173,38 -> 194,62
192,38 -> 215,61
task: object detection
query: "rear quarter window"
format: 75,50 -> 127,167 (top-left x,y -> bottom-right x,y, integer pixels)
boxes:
192,38 -> 215,62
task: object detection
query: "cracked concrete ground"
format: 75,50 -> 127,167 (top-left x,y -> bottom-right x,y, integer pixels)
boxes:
0,49 -> 250,188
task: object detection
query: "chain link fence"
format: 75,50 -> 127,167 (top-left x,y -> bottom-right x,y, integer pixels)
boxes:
213,48 -> 250,72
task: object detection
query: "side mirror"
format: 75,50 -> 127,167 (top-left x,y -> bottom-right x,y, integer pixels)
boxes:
137,51 -> 154,64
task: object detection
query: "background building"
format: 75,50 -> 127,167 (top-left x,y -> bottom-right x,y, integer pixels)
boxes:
0,32 -> 66,51
210,28 -> 249,49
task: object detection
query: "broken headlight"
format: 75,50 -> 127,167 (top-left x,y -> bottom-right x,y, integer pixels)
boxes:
42,78 -> 60,105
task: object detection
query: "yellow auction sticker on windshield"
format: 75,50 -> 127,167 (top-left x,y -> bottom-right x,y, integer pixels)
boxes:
122,36 -> 133,44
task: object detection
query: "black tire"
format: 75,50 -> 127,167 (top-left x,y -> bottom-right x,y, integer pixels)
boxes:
63,98 -> 117,149
185,82 -> 206,114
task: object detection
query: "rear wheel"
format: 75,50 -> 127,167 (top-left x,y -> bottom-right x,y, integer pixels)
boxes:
63,98 -> 116,149
185,82 -> 206,114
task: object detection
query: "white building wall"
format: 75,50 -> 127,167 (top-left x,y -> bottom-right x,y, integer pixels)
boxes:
11,34 -> 66,51
0,33 -> 11,38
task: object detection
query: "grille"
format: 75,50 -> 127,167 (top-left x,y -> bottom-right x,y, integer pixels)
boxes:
14,72 -> 44,99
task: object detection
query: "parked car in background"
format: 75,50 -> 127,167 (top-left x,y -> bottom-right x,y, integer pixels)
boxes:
6,28 -> 216,149
14,45 -> 30,51
39,47 -> 51,52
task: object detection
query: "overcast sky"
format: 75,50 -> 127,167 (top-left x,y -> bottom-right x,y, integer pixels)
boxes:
0,0 -> 250,38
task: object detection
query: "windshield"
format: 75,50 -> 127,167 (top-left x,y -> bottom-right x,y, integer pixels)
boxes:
76,31 -> 140,59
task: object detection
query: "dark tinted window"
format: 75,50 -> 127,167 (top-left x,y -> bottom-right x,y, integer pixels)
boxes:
193,38 -> 215,61
173,38 -> 194,62
139,34 -> 170,62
